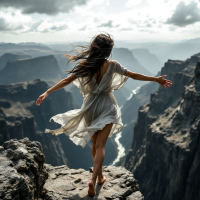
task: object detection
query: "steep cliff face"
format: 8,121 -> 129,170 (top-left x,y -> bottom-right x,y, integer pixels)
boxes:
0,79 -> 76,167
0,55 -> 65,84
125,53 -> 200,200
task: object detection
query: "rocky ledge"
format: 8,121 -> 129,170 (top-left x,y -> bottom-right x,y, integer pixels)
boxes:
0,138 -> 144,200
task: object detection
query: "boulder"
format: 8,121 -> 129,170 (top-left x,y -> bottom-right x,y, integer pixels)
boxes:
0,137 -> 48,200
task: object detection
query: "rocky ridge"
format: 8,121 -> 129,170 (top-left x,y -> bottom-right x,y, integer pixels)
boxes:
0,137 -> 144,200
125,53 -> 200,200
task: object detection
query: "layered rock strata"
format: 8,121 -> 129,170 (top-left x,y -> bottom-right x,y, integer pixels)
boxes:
125,54 -> 200,200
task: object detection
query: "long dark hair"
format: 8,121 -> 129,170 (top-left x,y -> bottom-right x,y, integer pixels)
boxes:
64,33 -> 114,85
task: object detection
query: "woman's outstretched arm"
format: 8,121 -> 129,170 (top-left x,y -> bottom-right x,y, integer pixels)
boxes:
125,70 -> 173,89
36,74 -> 77,106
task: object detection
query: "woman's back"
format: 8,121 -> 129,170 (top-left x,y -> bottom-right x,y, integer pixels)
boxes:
93,59 -> 110,85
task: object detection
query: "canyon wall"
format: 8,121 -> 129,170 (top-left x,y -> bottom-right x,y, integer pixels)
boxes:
124,53 -> 200,200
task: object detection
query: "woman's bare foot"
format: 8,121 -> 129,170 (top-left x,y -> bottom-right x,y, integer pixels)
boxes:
88,178 -> 96,196
97,174 -> 106,184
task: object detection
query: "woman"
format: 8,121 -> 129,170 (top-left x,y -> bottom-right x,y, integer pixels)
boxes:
36,33 -> 172,196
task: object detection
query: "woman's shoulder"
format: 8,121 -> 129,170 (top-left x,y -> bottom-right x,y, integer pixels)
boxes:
108,59 -> 120,67
109,59 -> 119,64
109,60 -> 128,75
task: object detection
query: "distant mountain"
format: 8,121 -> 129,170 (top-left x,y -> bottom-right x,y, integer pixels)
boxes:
115,42 -> 175,61
0,53 -> 32,70
0,43 -> 52,55
46,42 -> 88,52
163,38 -> 200,61
111,47 -> 154,91
112,48 -> 153,75
0,55 -> 65,84
46,44 -> 74,52
183,37 -> 200,44
115,38 -> 200,65
0,43 -> 156,106
124,52 -> 200,200
131,48 -> 163,75
18,42 -> 47,46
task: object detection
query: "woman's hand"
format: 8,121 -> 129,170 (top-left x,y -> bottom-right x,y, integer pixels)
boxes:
36,91 -> 49,106
156,75 -> 173,89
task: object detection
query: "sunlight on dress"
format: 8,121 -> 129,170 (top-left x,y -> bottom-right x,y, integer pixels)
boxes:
45,60 -> 129,148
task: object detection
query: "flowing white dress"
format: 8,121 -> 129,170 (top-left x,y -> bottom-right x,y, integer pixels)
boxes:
45,60 -> 129,148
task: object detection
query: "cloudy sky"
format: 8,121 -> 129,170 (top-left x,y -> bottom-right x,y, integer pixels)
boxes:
0,0 -> 200,43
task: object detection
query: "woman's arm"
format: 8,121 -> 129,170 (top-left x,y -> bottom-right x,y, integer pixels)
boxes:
36,74 -> 77,106
126,70 -> 173,89
46,74 -> 77,94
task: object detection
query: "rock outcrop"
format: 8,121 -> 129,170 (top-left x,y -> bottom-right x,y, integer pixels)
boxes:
0,138 -> 144,200
0,138 -> 48,200
44,164 -> 144,200
125,53 -> 200,200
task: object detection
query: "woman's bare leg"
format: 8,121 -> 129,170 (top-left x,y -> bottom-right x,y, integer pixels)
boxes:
88,123 -> 113,195
91,131 -> 103,181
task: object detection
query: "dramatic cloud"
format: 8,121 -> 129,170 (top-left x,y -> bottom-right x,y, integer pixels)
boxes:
0,10 -> 31,32
28,19 -> 72,33
125,0 -> 149,8
99,20 -> 119,28
0,0 -> 89,15
99,20 -> 114,27
166,1 -> 200,27
1,0 -> 200,42
0,18 -> 22,31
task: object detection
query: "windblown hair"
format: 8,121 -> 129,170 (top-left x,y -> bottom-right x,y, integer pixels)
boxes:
64,33 -> 114,85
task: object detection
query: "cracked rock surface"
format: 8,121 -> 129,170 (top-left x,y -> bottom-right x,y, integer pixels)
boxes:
0,137 -> 144,200
43,164 -> 144,200
0,137 -> 48,200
